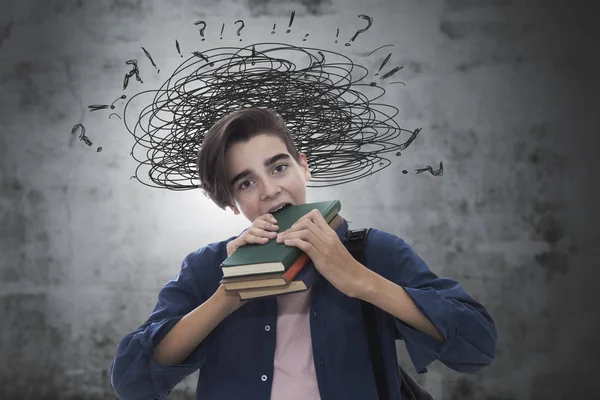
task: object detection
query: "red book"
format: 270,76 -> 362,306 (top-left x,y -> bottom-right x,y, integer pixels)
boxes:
221,253 -> 310,291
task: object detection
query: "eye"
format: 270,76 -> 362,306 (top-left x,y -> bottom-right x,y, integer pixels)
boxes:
274,163 -> 288,173
238,164 -> 289,190
239,180 -> 252,189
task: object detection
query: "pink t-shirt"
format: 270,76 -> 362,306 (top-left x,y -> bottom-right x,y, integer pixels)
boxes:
270,288 -> 321,400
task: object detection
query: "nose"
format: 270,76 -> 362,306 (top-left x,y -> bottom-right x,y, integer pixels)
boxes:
260,177 -> 281,199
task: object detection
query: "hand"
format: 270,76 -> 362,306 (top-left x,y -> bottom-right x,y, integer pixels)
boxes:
215,284 -> 248,313
275,210 -> 371,298
227,213 -> 280,257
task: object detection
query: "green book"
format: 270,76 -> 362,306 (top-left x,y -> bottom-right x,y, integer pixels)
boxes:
220,200 -> 341,278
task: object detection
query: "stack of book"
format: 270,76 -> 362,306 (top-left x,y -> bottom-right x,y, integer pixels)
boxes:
220,200 -> 341,300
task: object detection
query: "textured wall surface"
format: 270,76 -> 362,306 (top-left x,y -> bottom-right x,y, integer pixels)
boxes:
1,0 -> 598,399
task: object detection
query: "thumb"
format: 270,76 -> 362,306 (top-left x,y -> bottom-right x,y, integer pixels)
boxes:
227,240 -> 239,256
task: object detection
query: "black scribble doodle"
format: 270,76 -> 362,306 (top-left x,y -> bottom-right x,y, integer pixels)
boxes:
176,39 -> 183,57
80,135 -> 93,147
70,124 -> 85,146
121,43 -> 423,189
368,44 -> 394,56
303,33 -> 309,41
111,95 -> 127,109
87,95 -> 127,112
402,170 -> 408,174
88,104 -> 110,111
375,53 -> 391,76
109,113 -> 122,120
318,51 -> 325,63
123,59 -> 143,90
286,11 -> 295,33
310,51 -> 325,68
335,28 -> 339,43
389,81 -> 405,86
345,14 -> 373,46
70,123 -> 102,151
415,161 -> 444,176
402,127 -> 421,149
380,66 -> 402,80
71,123 -> 93,147
396,151 -> 401,156
271,23 -> 276,34
194,20 -> 206,41
192,51 -> 214,66
220,23 -> 224,39
235,20 -> 245,41
141,47 -> 159,73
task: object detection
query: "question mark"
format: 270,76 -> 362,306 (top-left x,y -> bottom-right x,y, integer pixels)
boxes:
194,20 -> 206,41
235,20 -> 245,41
345,14 -> 373,46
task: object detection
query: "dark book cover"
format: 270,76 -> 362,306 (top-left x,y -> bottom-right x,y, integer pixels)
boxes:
220,200 -> 341,278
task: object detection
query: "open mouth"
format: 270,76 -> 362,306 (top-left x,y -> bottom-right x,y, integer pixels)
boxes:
269,203 -> 292,213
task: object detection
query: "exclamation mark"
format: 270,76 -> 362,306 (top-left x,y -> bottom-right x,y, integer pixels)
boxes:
375,53 -> 392,76
176,40 -> 183,57
286,10 -> 295,33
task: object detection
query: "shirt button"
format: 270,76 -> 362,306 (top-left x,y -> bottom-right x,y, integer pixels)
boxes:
313,311 -> 317,317
261,375 -> 268,382
320,358 -> 324,366
264,325 -> 271,332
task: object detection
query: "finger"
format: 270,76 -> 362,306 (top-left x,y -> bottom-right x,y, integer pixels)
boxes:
309,209 -> 331,231
292,214 -> 321,237
254,223 -> 279,239
250,226 -> 277,240
257,218 -> 279,232
247,232 -> 270,243
282,237 -> 321,261
261,213 -> 278,224
280,228 -> 325,251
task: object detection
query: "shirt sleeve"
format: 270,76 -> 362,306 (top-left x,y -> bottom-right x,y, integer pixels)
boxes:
109,250 -> 211,400
380,233 -> 497,374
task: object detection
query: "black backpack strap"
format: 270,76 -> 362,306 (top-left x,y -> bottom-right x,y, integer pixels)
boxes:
345,228 -> 434,400
345,228 -> 389,400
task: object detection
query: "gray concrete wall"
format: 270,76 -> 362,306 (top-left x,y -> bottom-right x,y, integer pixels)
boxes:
1,0 -> 598,399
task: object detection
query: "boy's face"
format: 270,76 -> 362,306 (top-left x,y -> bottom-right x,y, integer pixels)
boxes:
225,133 -> 311,222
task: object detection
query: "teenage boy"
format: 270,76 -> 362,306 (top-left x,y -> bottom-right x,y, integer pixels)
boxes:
110,107 -> 497,399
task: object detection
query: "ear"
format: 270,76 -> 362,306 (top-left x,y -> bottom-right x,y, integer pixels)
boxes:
298,153 -> 312,182
228,202 -> 241,215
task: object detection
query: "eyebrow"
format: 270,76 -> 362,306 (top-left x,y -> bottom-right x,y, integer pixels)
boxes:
230,153 -> 292,186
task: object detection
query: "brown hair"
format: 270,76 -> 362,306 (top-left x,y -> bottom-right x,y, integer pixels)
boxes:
196,107 -> 301,211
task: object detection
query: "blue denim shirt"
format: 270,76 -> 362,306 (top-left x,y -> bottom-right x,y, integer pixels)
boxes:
110,218 -> 497,399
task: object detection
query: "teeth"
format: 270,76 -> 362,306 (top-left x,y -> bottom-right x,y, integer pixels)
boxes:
271,204 -> 289,213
